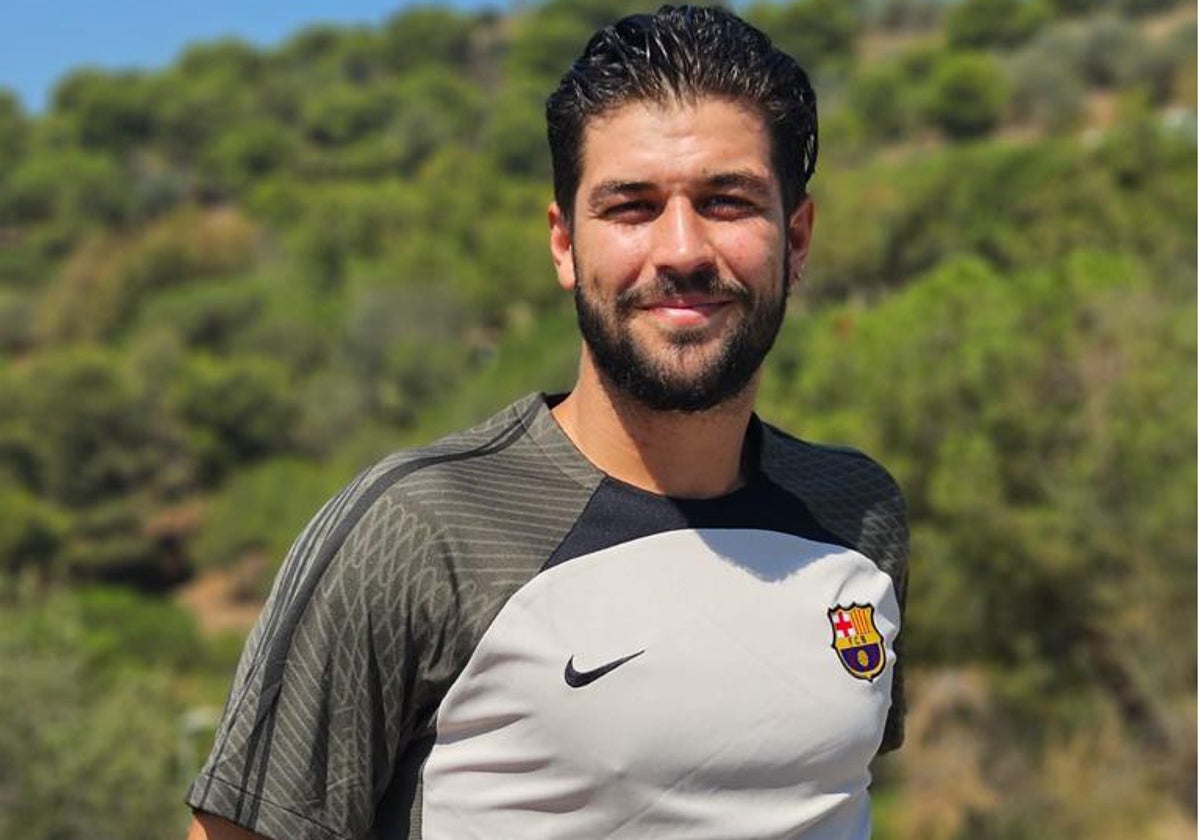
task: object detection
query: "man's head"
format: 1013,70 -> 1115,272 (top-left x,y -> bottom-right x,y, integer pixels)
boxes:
546,4 -> 818,225
546,5 -> 818,414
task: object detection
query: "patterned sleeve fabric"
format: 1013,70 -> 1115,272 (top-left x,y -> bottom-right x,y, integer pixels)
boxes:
186,397 -> 595,839
185,465 -> 456,839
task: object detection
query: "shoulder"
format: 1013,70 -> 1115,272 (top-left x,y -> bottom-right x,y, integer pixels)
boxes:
250,396 -> 558,624
320,393 -> 572,540
357,393 -> 550,504
758,420 -> 908,580
760,421 -> 904,508
344,394 -> 598,544
270,393 -> 601,620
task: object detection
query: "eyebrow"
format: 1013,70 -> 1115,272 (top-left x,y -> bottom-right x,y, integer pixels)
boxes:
706,171 -> 773,198
586,180 -> 654,208
585,170 -> 774,209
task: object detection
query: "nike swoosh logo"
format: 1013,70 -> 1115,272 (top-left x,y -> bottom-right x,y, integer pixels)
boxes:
564,650 -> 645,688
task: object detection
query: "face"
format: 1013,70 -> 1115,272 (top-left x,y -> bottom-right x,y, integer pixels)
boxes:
549,97 -> 814,413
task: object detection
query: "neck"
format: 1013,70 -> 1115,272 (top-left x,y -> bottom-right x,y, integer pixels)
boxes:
551,350 -> 758,498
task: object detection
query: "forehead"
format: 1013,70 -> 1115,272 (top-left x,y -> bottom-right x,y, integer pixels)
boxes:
577,97 -> 775,192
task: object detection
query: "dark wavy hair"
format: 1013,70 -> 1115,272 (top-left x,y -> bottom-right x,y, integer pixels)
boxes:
545,4 -> 818,222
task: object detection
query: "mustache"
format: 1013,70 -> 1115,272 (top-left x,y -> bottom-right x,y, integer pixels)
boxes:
615,270 -> 752,312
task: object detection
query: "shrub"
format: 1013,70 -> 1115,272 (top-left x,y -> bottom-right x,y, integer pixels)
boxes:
192,457 -> 344,576
0,590 -> 200,840
924,52 -> 1011,139
0,484 -> 65,578
1079,15 -> 1148,88
746,0 -> 864,74
945,0 -> 1052,49
847,62 -> 919,141
168,353 -> 298,483
1008,29 -> 1089,131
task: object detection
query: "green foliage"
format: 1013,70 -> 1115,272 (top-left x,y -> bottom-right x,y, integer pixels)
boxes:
483,75 -> 554,177
177,37 -> 266,83
381,5 -> 478,73
50,68 -> 159,154
387,69 -> 485,171
1078,14 -> 1152,87
945,0 -> 1053,49
342,274 -> 473,425
0,483 -> 65,577
72,585 -> 204,671
0,147 -> 129,228
1008,28 -> 1089,131
746,0 -> 865,74
133,277 -> 266,354
0,286 -> 36,352
35,208 -> 260,342
809,122 -> 1195,302
1118,0 -> 1184,15
923,51 -> 1011,138
4,347 -> 166,506
870,0 -> 945,30
0,589 -> 208,840
203,118 -> 299,193
192,457 -> 345,578
845,60 -> 921,141
168,353 -> 298,483
0,89 -> 28,173
506,0 -> 646,83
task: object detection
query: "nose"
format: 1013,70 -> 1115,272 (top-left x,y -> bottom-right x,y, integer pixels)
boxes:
650,197 -> 715,277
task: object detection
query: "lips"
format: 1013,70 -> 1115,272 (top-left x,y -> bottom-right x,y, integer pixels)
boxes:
640,296 -> 732,326
616,274 -> 749,326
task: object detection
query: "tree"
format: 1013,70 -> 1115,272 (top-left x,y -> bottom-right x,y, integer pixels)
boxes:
381,5 -> 478,73
0,90 -> 28,174
923,51 -> 1010,139
0,148 -> 129,228
746,0 -> 864,74
14,348 -> 166,506
506,0 -> 646,83
0,589 -> 205,840
945,0 -> 1052,49
50,68 -> 158,155
168,353 -> 298,483
847,62 -> 918,141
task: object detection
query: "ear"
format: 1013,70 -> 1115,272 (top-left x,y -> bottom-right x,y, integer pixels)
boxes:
786,197 -> 815,291
548,201 -> 576,291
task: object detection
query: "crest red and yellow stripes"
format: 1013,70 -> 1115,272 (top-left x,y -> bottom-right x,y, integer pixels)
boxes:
827,603 -> 886,682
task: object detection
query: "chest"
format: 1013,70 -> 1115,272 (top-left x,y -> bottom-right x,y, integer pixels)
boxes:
419,529 -> 898,838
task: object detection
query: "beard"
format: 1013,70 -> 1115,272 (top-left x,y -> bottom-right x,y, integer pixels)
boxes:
573,259 -> 789,413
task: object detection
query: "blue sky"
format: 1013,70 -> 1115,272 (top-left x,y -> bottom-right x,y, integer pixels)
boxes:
1,0 -> 502,113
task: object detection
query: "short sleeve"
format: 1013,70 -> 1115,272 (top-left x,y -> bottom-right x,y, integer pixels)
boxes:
186,475 -> 449,840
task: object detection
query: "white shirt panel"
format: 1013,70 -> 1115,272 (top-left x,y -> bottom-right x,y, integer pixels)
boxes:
421,528 -> 899,839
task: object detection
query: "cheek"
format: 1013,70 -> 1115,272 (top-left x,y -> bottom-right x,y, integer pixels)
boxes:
577,230 -> 651,288
717,229 -> 784,278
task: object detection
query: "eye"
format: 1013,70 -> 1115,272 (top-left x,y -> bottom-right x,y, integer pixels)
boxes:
702,195 -> 758,219
603,200 -> 658,223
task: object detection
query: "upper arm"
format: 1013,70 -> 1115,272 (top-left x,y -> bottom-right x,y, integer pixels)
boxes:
185,478 -> 453,839
187,812 -> 273,840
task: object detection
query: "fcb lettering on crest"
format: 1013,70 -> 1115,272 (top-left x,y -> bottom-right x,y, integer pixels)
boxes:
827,604 -> 886,682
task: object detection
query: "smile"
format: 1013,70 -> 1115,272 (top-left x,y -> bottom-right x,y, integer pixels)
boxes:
639,296 -> 734,326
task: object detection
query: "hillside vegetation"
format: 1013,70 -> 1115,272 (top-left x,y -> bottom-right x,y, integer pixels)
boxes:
0,0 -> 1194,837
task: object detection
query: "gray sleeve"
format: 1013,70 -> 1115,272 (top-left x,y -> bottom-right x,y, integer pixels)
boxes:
185,478 -> 451,840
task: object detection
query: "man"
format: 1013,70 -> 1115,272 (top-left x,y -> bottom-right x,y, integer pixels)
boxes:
186,6 -> 907,839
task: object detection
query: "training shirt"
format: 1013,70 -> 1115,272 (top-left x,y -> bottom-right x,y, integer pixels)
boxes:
187,393 -> 908,839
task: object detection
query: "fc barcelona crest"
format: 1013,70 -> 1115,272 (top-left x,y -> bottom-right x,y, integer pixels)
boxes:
827,604 -> 886,682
